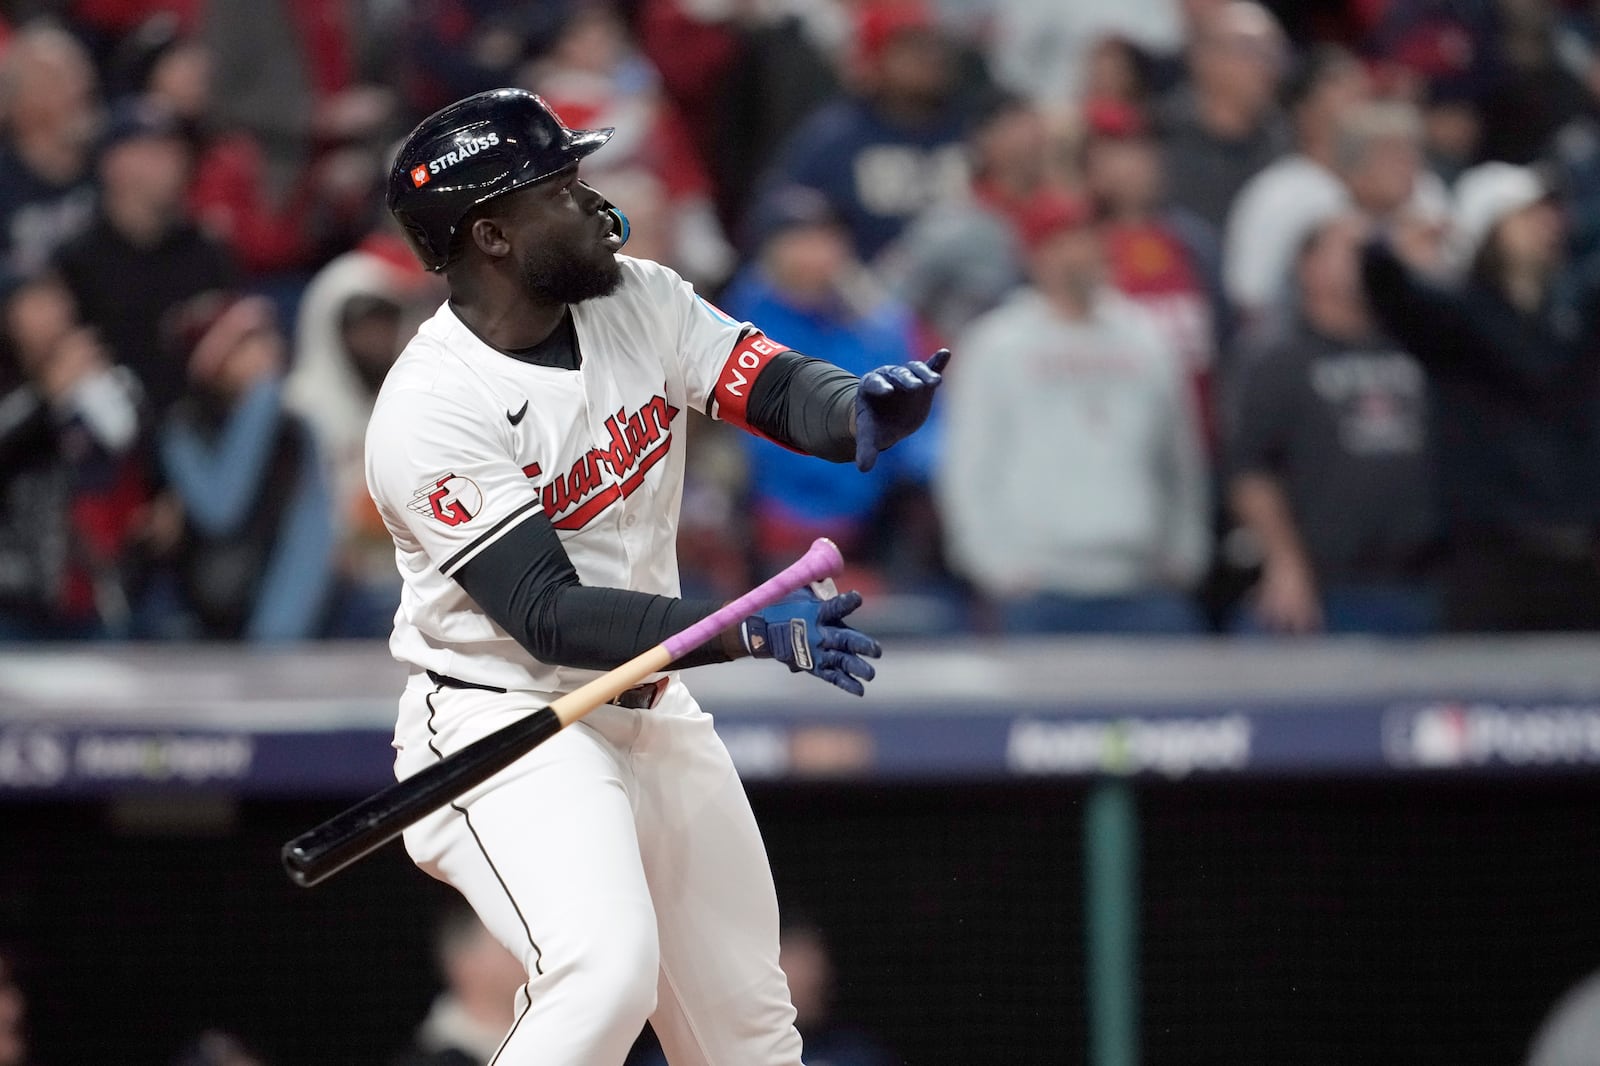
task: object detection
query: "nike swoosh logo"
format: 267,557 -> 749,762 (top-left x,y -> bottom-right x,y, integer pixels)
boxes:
507,400 -> 529,426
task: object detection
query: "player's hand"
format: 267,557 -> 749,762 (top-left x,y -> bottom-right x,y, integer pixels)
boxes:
741,588 -> 882,696
854,347 -> 950,472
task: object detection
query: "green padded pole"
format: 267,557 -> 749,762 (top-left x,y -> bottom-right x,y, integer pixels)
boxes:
1085,780 -> 1139,1066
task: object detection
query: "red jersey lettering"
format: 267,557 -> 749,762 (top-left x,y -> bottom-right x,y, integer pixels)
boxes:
521,393 -> 681,531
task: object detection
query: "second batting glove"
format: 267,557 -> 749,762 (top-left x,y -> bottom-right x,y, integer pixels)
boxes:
742,588 -> 883,696
854,347 -> 950,472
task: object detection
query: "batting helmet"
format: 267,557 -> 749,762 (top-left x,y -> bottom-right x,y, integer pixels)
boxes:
387,88 -> 614,272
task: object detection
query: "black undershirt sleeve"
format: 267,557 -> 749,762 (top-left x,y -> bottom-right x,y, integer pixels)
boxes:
742,350 -> 859,463
452,509 -> 733,671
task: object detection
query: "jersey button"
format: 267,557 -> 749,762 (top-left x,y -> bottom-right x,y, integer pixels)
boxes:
624,514 -> 638,528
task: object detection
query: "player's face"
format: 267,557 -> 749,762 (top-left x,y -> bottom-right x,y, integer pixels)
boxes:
497,164 -> 623,305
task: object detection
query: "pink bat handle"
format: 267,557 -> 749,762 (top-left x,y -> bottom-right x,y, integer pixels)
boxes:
662,537 -> 844,660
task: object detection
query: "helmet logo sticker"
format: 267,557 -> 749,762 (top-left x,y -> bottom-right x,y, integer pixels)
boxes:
387,89 -> 615,270
423,132 -> 501,181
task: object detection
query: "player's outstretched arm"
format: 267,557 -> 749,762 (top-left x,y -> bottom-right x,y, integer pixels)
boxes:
740,586 -> 882,696
454,508 -> 748,671
454,507 -> 881,687
739,347 -> 951,471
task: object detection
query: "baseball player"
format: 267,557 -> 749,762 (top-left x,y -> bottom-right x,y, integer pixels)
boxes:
369,89 -> 947,1066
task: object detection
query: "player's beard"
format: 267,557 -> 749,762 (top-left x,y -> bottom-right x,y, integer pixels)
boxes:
518,233 -> 622,305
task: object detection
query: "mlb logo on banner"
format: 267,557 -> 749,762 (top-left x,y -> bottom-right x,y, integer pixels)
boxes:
410,165 -> 431,187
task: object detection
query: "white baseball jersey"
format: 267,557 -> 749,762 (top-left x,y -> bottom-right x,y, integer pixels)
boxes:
365,254 -> 791,693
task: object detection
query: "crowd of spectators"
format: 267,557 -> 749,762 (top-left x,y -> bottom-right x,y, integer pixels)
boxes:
7,0 -> 1600,642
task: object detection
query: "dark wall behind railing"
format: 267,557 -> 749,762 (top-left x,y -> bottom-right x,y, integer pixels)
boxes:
3,777 -> 1598,1066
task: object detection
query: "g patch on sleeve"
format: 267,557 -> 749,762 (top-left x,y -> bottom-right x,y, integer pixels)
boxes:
710,331 -> 790,429
407,473 -> 484,527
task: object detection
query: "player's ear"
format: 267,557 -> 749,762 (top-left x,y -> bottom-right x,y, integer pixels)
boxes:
468,216 -> 512,260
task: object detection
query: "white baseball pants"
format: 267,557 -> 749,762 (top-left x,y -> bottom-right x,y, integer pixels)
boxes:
394,674 -> 803,1066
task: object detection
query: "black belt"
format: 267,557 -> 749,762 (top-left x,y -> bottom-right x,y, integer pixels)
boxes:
425,670 -> 668,710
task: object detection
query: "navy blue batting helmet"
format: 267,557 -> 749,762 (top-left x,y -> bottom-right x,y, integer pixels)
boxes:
387,88 -> 614,272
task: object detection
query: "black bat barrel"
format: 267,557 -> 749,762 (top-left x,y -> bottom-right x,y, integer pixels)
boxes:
281,706 -> 562,887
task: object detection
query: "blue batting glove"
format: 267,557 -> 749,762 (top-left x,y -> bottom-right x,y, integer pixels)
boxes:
741,588 -> 883,696
854,347 -> 950,472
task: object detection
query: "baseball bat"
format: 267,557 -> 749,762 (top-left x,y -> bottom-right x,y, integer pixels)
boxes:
281,537 -> 845,888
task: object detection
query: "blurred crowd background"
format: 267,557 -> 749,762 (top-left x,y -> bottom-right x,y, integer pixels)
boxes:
10,0 -> 1600,643
8,3 -> 1600,1064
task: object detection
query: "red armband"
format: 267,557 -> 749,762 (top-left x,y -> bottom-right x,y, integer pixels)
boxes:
710,332 -> 790,429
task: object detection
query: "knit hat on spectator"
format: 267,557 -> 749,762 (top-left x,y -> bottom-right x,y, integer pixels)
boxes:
1082,98 -> 1149,141
1449,161 -> 1554,273
175,293 -> 277,381
98,95 -> 182,159
749,186 -> 841,250
854,0 -> 938,67
1019,190 -> 1093,251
